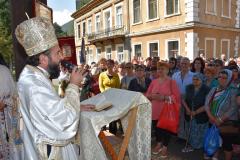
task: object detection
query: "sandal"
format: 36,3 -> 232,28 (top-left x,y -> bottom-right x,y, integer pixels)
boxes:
203,154 -> 211,160
159,152 -> 168,159
152,148 -> 162,155
152,143 -> 162,155
181,146 -> 194,153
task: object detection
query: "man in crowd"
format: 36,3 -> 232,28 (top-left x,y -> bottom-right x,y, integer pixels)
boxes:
15,17 -> 94,159
172,57 -> 195,140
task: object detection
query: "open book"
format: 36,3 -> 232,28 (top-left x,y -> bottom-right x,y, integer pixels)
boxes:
93,95 -> 113,112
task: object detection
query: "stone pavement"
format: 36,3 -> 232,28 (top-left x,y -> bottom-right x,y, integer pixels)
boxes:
151,136 -> 240,160
151,137 -> 204,160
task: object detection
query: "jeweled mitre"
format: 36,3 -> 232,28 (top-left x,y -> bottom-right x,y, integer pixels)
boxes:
15,17 -> 58,56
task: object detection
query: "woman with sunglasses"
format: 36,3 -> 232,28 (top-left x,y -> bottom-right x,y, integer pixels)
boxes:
128,65 -> 151,93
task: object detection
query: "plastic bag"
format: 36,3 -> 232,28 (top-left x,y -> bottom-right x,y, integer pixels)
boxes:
204,125 -> 222,156
157,102 -> 179,133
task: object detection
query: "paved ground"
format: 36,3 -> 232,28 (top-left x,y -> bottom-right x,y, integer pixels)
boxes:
151,136 -> 240,160
151,137 -> 204,160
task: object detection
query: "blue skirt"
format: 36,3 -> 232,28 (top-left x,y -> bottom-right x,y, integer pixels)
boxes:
185,119 -> 209,149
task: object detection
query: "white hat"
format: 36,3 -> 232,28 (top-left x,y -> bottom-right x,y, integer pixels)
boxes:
15,17 -> 58,56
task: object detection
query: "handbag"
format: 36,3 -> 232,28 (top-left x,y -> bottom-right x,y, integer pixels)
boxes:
157,80 -> 180,133
219,120 -> 240,134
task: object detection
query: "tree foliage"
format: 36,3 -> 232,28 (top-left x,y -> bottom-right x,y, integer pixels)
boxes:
0,0 -> 13,66
53,22 -> 67,38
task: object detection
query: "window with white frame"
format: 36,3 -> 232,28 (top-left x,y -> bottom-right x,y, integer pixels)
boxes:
104,10 -> 111,30
149,42 -> 159,57
166,0 -> 179,16
134,44 -> 142,58
117,45 -> 124,63
88,49 -> 93,64
167,40 -> 179,58
133,0 -> 141,23
77,24 -> 81,39
87,19 -> 92,34
221,39 -> 230,59
95,14 -> 101,33
82,22 -> 86,37
148,0 -> 158,20
205,38 -> 216,58
106,47 -> 112,59
222,0 -> 231,18
206,0 -> 216,15
96,48 -> 101,61
116,6 -> 123,28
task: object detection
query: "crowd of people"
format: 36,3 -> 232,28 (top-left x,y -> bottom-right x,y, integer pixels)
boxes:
58,55 -> 240,160
0,16 -> 239,160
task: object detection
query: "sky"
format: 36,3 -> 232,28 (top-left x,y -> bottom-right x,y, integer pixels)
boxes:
47,0 -> 76,26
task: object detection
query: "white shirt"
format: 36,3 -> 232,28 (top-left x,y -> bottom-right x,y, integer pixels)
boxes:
172,70 -> 195,95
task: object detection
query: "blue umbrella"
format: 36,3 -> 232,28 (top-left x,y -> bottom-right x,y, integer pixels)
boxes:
80,38 -> 85,64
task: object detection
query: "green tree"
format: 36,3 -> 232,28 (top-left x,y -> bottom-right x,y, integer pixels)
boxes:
53,22 -> 67,38
0,0 -> 13,66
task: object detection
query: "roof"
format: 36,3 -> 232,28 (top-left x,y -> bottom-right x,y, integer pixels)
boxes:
71,0 -> 104,19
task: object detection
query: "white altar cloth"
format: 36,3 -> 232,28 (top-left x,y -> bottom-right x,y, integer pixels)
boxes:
80,88 -> 151,160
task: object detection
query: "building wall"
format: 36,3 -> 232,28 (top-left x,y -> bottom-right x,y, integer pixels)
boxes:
198,0 -> 237,28
129,0 -> 186,34
72,0 -> 240,64
195,27 -> 240,59
76,38 -> 129,64
131,29 -> 193,60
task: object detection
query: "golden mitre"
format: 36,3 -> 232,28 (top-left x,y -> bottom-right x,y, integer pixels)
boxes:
15,17 -> 58,56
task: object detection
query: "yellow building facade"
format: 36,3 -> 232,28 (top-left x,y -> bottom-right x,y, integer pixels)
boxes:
72,0 -> 240,64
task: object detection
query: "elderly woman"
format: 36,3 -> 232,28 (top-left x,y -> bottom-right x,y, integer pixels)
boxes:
0,64 -> 22,160
146,62 -> 180,158
128,64 -> 151,93
182,73 -> 210,151
205,69 -> 238,160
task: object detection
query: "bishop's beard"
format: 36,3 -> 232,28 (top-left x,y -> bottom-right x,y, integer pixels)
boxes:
47,59 -> 60,80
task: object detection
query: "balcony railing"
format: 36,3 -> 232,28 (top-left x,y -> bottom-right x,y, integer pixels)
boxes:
87,26 -> 126,42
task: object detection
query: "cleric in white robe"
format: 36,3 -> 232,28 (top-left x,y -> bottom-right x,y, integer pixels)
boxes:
15,17 -> 94,160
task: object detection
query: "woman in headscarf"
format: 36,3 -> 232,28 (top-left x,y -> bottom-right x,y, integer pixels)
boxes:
0,64 -> 22,160
205,69 -> 238,160
182,73 -> 210,152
